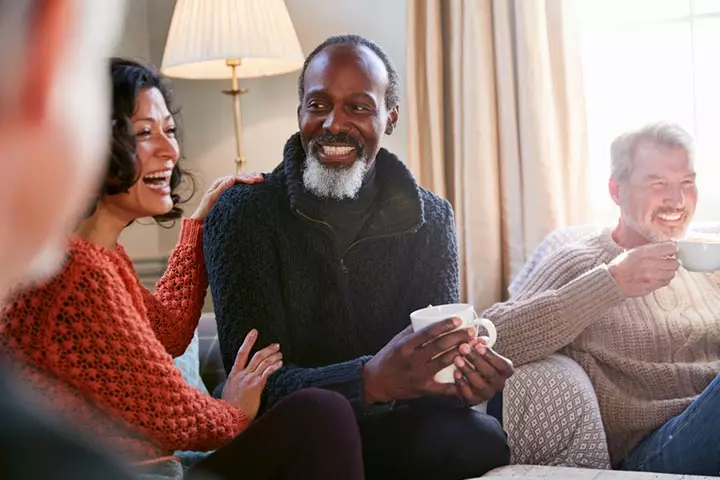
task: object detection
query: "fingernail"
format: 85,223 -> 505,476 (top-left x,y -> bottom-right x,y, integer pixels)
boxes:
475,344 -> 487,355
452,317 -> 461,327
460,343 -> 472,355
454,370 -> 463,380
454,357 -> 466,368
249,329 -> 257,337
272,343 -> 280,350
468,327 -> 477,338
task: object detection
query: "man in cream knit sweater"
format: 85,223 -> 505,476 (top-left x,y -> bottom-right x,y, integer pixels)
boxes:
486,121 -> 719,476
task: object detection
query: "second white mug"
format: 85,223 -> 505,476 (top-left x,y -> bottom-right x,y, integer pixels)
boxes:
410,303 -> 497,383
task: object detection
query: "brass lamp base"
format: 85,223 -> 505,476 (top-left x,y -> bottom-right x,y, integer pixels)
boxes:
223,59 -> 248,173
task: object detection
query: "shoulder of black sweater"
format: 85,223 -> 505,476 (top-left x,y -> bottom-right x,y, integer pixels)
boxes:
206,171 -> 287,228
417,186 -> 455,228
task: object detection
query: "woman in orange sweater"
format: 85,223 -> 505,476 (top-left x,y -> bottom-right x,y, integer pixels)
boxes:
1,58 -> 363,480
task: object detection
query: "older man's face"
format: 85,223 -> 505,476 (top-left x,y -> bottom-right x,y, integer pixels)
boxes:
614,142 -> 697,242
0,0 -> 124,291
298,44 -> 398,200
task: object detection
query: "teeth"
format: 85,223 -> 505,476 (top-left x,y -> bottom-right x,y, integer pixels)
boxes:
658,213 -> 683,221
145,179 -> 169,190
322,145 -> 354,156
143,171 -> 171,180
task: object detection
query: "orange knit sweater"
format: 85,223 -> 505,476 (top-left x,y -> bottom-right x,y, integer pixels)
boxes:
0,219 -> 248,463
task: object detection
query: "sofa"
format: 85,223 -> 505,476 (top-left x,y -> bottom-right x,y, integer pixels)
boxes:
171,222 -> 719,478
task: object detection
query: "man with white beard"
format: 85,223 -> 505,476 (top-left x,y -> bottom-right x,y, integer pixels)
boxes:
0,1 -> 136,479
204,35 -> 513,480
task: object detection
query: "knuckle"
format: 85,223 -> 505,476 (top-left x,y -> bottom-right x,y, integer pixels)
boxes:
398,344 -> 414,358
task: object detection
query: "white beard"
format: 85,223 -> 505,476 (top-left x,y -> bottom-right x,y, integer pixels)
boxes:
303,153 -> 369,200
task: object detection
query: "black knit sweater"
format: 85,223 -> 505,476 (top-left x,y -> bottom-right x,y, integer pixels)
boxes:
204,133 -> 459,414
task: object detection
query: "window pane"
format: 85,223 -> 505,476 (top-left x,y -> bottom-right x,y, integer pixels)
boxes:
692,0 -> 720,15
581,22 -> 695,222
579,0 -> 690,29
690,17 -> 720,221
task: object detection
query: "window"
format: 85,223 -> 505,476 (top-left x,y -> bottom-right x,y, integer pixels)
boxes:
578,0 -> 720,224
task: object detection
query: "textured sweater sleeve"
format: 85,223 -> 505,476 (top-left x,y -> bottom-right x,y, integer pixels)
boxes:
263,360 -> 372,414
205,187 -> 372,413
133,219 -> 208,357
484,246 -> 625,366
42,258 -> 248,453
411,198 -> 460,306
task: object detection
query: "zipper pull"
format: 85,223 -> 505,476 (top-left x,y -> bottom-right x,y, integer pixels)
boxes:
340,258 -> 348,274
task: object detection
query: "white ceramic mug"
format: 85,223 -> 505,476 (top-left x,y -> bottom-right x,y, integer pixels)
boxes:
410,303 -> 497,383
677,238 -> 720,272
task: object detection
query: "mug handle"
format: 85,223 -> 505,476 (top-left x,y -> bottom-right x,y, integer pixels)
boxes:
469,309 -> 497,349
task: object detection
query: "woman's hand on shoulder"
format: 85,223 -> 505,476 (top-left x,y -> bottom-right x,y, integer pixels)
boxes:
190,173 -> 264,221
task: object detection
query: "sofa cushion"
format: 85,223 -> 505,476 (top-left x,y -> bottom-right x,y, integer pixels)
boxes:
173,329 -> 209,395
481,465 -> 714,478
197,313 -> 226,394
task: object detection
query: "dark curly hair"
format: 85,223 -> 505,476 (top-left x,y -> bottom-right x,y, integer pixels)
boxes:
104,57 -> 195,225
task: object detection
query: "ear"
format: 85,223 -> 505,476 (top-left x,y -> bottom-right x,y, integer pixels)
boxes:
385,105 -> 399,135
609,176 -> 622,206
20,0 -> 73,123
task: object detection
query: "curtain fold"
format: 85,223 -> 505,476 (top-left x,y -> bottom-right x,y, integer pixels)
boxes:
407,0 -> 589,308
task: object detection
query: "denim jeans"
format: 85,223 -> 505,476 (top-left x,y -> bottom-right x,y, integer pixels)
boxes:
621,373 -> 720,476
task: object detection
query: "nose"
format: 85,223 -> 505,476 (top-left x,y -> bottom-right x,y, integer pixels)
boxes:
665,184 -> 685,209
322,107 -> 350,135
155,132 -> 179,164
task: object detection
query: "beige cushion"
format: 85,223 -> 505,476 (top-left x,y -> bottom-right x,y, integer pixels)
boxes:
481,465 -> 713,479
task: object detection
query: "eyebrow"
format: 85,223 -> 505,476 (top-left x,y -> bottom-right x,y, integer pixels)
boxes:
645,173 -> 696,181
132,115 -> 173,123
305,88 -> 377,103
349,92 -> 377,104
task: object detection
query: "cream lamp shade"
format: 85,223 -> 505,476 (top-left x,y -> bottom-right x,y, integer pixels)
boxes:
160,0 -> 305,172
161,0 -> 305,80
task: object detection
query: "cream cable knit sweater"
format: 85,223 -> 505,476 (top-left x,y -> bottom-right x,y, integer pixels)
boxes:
485,229 -> 720,465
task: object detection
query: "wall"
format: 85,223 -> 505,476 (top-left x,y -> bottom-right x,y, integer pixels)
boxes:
115,0 -> 408,257
114,0 -> 165,259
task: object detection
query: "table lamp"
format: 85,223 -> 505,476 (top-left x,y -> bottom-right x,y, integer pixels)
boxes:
161,0 -> 305,172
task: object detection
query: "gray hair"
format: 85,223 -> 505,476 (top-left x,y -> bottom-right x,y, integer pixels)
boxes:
610,121 -> 694,183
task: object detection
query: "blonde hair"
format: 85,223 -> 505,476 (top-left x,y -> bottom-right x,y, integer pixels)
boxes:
610,121 -> 694,183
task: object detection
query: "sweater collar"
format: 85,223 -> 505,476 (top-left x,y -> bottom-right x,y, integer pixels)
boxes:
276,132 -> 424,236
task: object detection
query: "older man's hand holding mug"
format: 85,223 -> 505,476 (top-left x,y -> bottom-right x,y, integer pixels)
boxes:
361,303 -> 513,406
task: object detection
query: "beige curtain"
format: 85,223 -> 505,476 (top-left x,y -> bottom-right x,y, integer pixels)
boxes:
406,0 -> 589,308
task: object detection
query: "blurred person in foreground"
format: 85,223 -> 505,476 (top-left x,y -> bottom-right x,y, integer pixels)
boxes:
0,0 -> 133,479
